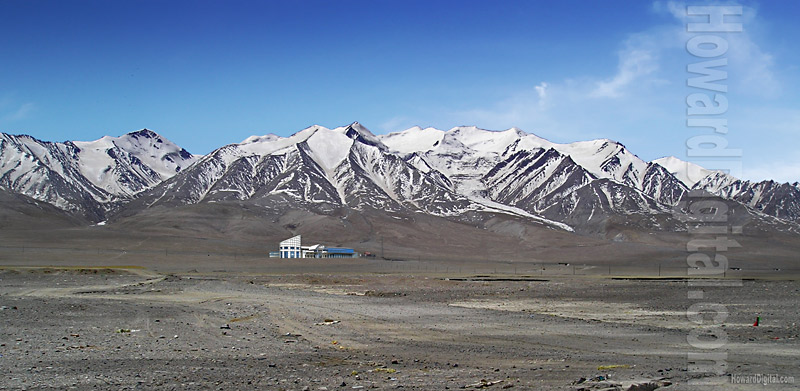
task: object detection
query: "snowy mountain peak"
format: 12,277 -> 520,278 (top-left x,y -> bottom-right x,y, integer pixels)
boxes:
241,134 -> 282,145
71,129 -> 199,195
379,126 -> 446,154
0,129 -> 200,219
445,126 -> 525,154
5,123 -> 800,234
550,138 -> 647,189
301,124 -> 330,133
652,156 -> 714,188
228,123 -> 387,164
337,122 -> 387,151
241,125 -> 335,145
382,125 -> 550,157
126,128 -> 159,139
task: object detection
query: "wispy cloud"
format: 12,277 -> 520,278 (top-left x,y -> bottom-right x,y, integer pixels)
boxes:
656,0 -> 780,97
2,102 -> 36,122
452,84 -> 550,132
437,5 -> 683,140
376,1 -> 796,182
448,27 -> 670,140
534,82 -> 548,101
590,48 -> 659,98
727,32 -> 780,97
379,116 -> 416,133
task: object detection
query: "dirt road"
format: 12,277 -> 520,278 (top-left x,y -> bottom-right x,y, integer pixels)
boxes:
1,268 -> 798,390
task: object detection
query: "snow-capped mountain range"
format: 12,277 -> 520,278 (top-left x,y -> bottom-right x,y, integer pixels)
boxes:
2,123 -> 798,234
1,129 -> 197,220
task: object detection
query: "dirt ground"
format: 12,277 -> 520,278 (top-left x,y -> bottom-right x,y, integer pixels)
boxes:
1,267 -> 798,390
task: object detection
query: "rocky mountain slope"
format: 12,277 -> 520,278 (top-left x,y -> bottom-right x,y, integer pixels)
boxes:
0,130 -> 197,220
1,123 -> 798,237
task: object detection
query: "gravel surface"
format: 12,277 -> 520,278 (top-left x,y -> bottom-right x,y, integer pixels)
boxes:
1,268 -> 798,390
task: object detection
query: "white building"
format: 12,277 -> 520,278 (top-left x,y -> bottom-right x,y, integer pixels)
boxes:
302,243 -> 327,258
277,235 -> 357,259
279,235 -> 302,258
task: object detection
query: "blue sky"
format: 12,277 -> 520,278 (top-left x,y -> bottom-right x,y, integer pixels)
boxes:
1,0 -> 798,182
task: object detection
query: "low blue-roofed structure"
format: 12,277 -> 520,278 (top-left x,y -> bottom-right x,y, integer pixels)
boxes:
327,248 -> 355,254
326,247 -> 355,258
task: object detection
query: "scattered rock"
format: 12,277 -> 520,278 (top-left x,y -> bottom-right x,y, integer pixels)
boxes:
464,379 -> 504,389
625,380 -> 671,391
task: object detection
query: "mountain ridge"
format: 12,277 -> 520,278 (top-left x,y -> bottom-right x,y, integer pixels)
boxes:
1,123 -> 798,237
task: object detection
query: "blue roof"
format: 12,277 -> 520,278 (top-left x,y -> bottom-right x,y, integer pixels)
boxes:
327,247 -> 354,254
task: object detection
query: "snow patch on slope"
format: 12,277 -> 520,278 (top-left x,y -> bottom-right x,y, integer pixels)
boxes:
555,139 -> 646,187
449,126 -> 523,154
653,156 -> 714,187
470,197 -> 574,231
380,126 -> 445,153
71,136 -> 118,187
114,130 -> 197,177
305,128 -> 354,171
386,126 -> 660,192
72,129 -> 199,194
238,126 -> 321,157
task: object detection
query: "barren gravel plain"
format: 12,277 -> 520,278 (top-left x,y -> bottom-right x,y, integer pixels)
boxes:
1,265 -> 799,390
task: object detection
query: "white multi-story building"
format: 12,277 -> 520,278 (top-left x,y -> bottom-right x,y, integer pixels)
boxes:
279,235 -> 302,258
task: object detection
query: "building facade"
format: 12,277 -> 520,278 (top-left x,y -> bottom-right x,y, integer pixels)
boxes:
279,235 -> 302,258
277,235 -> 358,259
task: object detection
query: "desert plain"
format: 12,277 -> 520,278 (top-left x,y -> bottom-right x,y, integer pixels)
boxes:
1,255 -> 798,391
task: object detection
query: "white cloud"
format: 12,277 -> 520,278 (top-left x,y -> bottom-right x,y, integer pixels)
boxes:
380,0 -> 797,178
590,49 -> 659,98
447,11 -> 672,136
655,1 -> 779,97
650,0 -> 692,20
726,33 -> 780,97
449,78 -> 632,142
534,82 -> 548,101
448,27 -> 669,139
